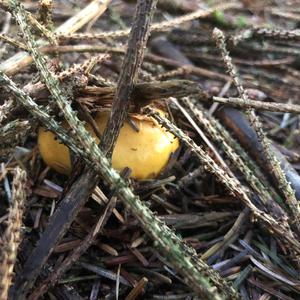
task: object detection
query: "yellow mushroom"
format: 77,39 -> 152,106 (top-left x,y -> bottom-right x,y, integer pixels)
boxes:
38,109 -> 179,179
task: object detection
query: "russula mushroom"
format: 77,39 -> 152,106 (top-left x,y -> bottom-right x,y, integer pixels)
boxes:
38,109 -> 179,179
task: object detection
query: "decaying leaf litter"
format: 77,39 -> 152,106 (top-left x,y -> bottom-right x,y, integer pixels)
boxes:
1,0 -> 300,299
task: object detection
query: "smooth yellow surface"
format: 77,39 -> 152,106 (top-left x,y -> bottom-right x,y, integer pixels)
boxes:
38,110 -> 179,179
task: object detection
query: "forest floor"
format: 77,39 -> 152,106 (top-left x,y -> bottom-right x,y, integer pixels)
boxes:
2,0 -> 300,299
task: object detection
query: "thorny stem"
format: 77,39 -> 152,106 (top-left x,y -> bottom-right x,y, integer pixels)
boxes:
181,98 -> 279,207
26,13 -> 57,45
231,27 -> 300,46
7,0 -> 98,159
213,28 -> 300,236
2,1 -> 237,299
146,107 -> 300,256
0,167 -> 27,300
200,102 -> 282,205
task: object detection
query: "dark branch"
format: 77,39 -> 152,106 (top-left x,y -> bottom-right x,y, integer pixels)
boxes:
100,0 -> 158,156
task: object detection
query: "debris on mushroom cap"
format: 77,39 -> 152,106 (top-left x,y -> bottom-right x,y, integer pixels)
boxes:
38,108 -> 179,179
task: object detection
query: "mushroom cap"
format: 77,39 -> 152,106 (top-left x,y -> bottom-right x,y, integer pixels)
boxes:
38,109 -> 179,179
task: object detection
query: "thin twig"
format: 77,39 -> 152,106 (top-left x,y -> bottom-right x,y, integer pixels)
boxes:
0,33 -> 27,49
213,96 -> 300,114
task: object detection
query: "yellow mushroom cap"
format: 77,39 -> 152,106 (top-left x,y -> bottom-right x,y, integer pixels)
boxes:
38,109 -> 179,179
